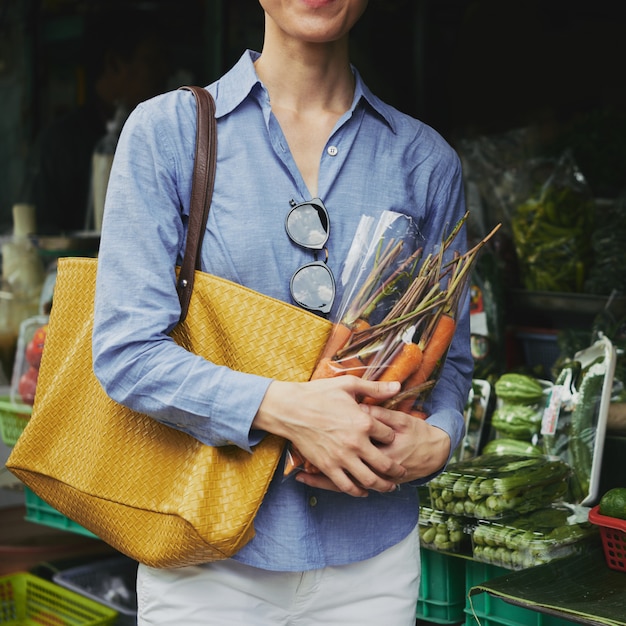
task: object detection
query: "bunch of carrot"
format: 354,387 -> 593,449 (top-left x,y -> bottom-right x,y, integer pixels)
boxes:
284,213 -> 501,476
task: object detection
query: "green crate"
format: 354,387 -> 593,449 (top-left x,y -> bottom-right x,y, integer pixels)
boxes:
417,548 -> 466,624
464,560 -> 579,626
0,396 -> 31,446
24,487 -> 99,539
0,572 -> 117,625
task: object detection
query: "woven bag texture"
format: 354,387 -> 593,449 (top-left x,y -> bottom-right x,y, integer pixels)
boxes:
8,257 -> 331,568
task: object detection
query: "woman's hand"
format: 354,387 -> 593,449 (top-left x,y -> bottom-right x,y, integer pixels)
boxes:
294,404 -> 451,492
361,404 -> 451,481
254,376 -> 408,497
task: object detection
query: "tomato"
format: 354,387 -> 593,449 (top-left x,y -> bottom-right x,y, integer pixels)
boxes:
18,365 -> 39,405
25,324 -> 47,369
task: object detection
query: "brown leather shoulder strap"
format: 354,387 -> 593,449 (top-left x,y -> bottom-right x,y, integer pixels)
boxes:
176,85 -> 217,322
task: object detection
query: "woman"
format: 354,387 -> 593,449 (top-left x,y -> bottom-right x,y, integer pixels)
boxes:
93,1 -> 472,623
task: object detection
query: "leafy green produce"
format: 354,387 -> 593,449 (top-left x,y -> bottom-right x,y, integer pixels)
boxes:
541,338 -> 613,504
569,361 -> 604,496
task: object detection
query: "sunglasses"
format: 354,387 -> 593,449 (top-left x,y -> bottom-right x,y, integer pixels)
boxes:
285,198 -> 336,315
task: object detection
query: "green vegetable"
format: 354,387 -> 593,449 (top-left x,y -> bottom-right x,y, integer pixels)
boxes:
418,506 -> 468,552
511,153 -> 595,294
491,405 -> 543,440
471,506 -> 597,570
599,488 -> 626,520
570,361 -> 605,496
495,373 -> 544,404
428,454 -> 571,520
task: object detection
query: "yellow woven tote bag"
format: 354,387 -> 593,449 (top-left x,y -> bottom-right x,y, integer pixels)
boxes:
7,87 -> 332,568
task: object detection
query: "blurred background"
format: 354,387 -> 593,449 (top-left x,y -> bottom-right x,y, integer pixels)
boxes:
1,0 -> 624,232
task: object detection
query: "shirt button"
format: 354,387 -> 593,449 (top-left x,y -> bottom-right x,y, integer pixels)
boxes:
327,146 -> 338,156
309,496 -> 318,507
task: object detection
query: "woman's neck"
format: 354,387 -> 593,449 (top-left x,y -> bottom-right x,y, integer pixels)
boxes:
254,36 -> 354,116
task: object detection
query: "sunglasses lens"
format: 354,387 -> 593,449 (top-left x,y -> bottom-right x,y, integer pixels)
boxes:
290,262 -> 335,314
286,202 -> 329,249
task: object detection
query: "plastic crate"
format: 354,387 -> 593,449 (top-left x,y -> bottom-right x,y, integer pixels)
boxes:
0,572 -> 117,625
54,556 -> 137,626
588,505 -> 626,572
464,560 -> 578,626
24,487 -> 99,539
0,395 -> 31,446
416,548 -> 466,624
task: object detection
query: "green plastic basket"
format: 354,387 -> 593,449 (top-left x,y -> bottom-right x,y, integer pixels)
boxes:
24,488 -> 98,539
417,548 -> 466,624
0,572 -> 117,625
0,396 -> 31,446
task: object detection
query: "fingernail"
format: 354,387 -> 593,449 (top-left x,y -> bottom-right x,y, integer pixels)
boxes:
386,381 -> 401,392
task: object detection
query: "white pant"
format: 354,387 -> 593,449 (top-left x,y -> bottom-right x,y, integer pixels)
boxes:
137,526 -> 421,625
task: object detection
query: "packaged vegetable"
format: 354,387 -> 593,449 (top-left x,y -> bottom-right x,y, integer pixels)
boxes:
511,150 -> 595,293
451,379 -> 491,463
471,505 -> 598,570
491,372 -> 549,442
428,453 -> 570,520
541,335 -> 616,505
419,505 -> 470,553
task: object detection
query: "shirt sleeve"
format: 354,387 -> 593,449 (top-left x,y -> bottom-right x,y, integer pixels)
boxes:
92,95 -> 270,452
417,143 -> 474,468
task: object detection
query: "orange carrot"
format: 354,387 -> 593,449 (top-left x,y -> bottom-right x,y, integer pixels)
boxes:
408,409 -> 428,420
336,354 -> 368,377
318,323 -> 353,362
363,341 -> 423,405
318,319 -> 371,362
283,447 -> 305,476
351,318 -> 371,335
396,314 -> 456,412
310,356 -> 347,380
382,342 -> 423,384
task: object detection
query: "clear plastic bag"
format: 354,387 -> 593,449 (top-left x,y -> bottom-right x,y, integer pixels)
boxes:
284,210 -> 500,476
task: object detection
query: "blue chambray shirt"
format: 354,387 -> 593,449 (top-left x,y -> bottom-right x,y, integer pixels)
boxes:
93,50 -> 472,572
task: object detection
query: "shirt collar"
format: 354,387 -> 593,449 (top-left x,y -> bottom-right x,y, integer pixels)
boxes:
212,50 -> 397,134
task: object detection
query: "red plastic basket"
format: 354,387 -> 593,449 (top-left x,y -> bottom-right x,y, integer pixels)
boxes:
588,505 -> 626,572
